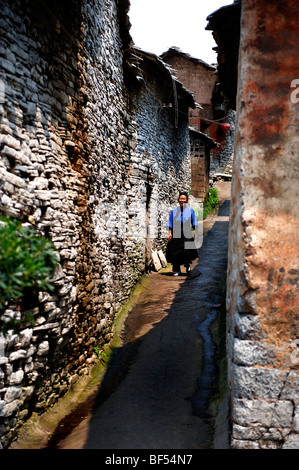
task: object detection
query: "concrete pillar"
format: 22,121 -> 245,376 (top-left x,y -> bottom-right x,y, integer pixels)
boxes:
227,0 -> 299,449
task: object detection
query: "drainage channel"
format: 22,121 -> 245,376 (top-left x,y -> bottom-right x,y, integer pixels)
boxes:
189,307 -> 219,419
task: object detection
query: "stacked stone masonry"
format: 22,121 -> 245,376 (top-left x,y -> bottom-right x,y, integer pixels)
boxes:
0,0 -> 192,447
210,108 -> 235,177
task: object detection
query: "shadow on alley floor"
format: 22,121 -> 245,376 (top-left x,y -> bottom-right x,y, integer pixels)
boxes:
47,181 -> 231,450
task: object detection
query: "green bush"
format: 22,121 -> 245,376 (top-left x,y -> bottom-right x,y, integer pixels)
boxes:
203,187 -> 219,219
0,216 -> 58,333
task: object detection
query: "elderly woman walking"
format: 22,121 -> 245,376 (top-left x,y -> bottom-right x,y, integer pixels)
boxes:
166,191 -> 199,276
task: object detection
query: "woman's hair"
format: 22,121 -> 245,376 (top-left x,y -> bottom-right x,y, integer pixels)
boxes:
178,191 -> 188,201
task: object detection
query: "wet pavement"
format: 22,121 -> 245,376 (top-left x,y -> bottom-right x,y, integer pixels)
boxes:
49,181 -> 231,450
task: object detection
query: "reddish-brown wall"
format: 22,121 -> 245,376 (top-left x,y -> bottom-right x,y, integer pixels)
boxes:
227,0 -> 299,449
161,51 -> 216,108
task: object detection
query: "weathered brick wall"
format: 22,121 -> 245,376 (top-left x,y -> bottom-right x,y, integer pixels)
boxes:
0,0 -> 191,447
190,131 -> 210,201
227,0 -> 299,449
161,49 -> 217,107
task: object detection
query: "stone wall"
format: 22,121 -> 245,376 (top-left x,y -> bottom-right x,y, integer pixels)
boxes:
131,60 -> 191,258
210,109 -> 235,177
0,0 -> 192,448
226,0 -> 299,449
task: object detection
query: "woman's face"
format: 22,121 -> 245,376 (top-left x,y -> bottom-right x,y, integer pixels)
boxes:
178,195 -> 188,207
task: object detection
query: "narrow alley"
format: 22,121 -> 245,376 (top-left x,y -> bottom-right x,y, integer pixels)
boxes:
46,181 -> 231,450
1,0 -> 298,451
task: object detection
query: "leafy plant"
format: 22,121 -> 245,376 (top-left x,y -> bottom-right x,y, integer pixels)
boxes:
94,347 -> 109,361
0,216 -> 58,333
203,187 -> 219,219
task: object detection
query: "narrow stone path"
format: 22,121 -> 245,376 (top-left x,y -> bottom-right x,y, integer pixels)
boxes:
51,181 -> 231,449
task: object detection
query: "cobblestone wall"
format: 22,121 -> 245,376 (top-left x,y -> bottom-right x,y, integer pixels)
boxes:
0,0 -> 191,447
